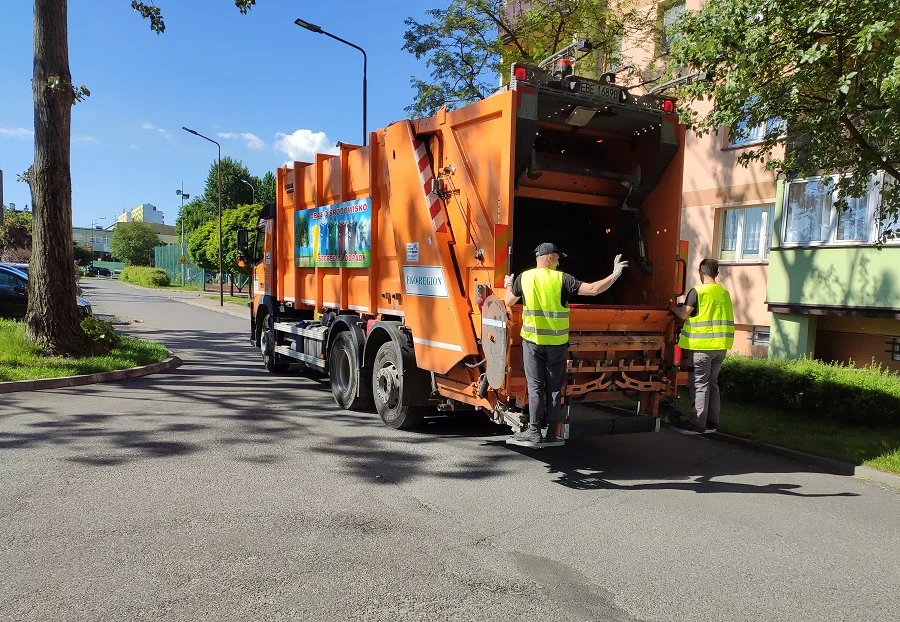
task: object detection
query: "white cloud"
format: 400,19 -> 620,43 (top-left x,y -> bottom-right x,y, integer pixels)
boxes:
74,135 -> 99,144
242,132 -> 265,150
0,127 -> 33,140
128,144 -> 141,151
273,129 -> 338,162
218,131 -> 266,150
141,122 -> 173,144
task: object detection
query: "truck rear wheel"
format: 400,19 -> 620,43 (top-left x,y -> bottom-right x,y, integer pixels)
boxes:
261,313 -> 289,374
329,331 -> 371,411
372,342 -> 424,430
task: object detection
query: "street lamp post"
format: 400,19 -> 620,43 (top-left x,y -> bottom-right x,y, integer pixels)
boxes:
294,18 -> 367,146
176,185 -> 190,285
182,126 -> 223,306
241,178 -> 256,205
88,217 -> 106,266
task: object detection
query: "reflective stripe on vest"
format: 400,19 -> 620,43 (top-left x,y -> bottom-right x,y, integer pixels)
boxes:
520,268 -> 569,345
678,283 -> 735,351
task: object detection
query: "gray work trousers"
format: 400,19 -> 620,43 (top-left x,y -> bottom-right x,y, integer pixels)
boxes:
689,350 -> 727,427
522,339 -> 567,428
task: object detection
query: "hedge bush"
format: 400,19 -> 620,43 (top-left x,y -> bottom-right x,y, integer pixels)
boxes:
719,355 -> 900,427
121,266 -> 170,287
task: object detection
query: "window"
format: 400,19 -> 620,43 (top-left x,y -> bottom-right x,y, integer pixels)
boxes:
660,1 -> 686,54
718,205 -> 774,262
0,272 -> 25,289
729,113 -> 786,148
749,326 -> 770,347
783,175 -> 878,246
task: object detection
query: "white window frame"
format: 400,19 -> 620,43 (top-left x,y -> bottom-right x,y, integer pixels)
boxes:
781,173 -> 882,248
717,205 -> 774,263
728,115 -> 786,148
748,326 -> 771,347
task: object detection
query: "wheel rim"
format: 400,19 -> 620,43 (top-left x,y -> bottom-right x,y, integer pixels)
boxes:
261,330 -> 270,357
375,363 -> 401,411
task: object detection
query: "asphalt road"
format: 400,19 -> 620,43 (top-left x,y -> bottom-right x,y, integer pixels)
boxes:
1,278 -> 898,622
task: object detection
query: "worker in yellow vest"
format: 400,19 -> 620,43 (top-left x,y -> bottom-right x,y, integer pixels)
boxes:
670,258 -> 735,434
504,243 -> 629,447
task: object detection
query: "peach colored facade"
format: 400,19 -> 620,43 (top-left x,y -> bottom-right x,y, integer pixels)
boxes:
625,1 -> 779,356
680,107 -> 782,356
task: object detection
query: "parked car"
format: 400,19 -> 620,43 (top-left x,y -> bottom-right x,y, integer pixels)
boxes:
1,262 -> 29,277
85,266 -> 112,277
0,264 -> 92,319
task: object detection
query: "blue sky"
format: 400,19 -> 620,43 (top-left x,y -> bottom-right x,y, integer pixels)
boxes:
0,0 -> 433,228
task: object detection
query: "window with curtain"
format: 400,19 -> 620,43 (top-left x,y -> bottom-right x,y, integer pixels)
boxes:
783,175 -> 879,245
718,205 -> 774,262
784,179 -> 832,243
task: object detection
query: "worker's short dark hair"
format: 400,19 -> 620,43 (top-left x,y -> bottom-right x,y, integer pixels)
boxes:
699,258 -> 719,277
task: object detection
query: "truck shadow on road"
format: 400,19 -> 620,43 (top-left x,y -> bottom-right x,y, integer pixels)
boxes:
497,432 -> 861,498
0,326 -> 866,498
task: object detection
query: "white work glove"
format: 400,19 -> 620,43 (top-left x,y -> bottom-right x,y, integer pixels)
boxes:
611,254 -> 628,281
504,274 -> 514,288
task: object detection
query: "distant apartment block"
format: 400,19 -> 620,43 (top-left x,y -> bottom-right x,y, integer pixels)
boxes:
115,203 -> 165,225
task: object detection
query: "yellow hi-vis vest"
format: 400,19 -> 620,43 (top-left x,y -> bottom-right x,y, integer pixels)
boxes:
678,282 -> 735,351
520,268 -> 570,346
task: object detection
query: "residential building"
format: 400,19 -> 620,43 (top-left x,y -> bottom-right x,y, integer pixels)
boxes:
766,175 -> 900,370
637,0 -> 780,357
73,226 -> 112,258
115,203 -> 165,225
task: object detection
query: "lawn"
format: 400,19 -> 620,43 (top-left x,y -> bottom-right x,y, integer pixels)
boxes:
671,395 -> 900,475
0,320 -> 170,382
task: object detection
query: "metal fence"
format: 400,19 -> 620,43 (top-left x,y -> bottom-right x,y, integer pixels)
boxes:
154,244 -> 205,286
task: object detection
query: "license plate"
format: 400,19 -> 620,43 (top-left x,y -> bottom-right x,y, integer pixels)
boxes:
576,80 -> 620,102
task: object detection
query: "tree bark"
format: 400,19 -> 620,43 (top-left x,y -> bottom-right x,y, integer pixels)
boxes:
27,0 -> 93,356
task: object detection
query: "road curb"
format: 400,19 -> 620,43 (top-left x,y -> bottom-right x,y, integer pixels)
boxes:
0,355 -> 183,394
171,296 -> 248,319
704,430 -> 900,488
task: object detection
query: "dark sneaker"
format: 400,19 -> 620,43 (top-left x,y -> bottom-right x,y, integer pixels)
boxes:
543,428 -> 566,447
672,420 -> 705,435
704,423 -> 719,434
506,426 -> 542,447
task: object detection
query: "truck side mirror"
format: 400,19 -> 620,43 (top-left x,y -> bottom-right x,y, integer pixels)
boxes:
236,229 -> 249,256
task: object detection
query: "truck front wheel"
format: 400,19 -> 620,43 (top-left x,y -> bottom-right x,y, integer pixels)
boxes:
372,342 -> 424,430
329,331 -> 371,411
261,313 -> 289,374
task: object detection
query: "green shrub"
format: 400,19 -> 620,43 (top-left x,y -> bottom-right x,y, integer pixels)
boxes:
121,266 -> 170,287
719,355 -> 900,427
80,316 -> 122,352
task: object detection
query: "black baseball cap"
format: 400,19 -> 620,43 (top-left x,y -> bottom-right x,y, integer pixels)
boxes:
535,242 -> 567,257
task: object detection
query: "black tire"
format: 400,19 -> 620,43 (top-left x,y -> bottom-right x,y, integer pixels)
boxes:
372,341 -> 424,430
329,331 -> 372,410
260,313 -> 289,373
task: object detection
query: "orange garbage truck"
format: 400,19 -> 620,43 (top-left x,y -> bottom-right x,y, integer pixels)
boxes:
237,62 -> 690,435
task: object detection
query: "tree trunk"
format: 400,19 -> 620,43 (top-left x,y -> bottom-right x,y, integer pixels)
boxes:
27,0 -> 93,356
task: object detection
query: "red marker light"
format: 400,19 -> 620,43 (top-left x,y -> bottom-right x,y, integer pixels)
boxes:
514,66 -> 527,82
662,99 -> 675,113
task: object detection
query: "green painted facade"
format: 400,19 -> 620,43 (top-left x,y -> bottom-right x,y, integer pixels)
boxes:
766,180 -> 900,310
766,178 -> 900,360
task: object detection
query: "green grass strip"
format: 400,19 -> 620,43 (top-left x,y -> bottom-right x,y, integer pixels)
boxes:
0,320 -> 169,382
